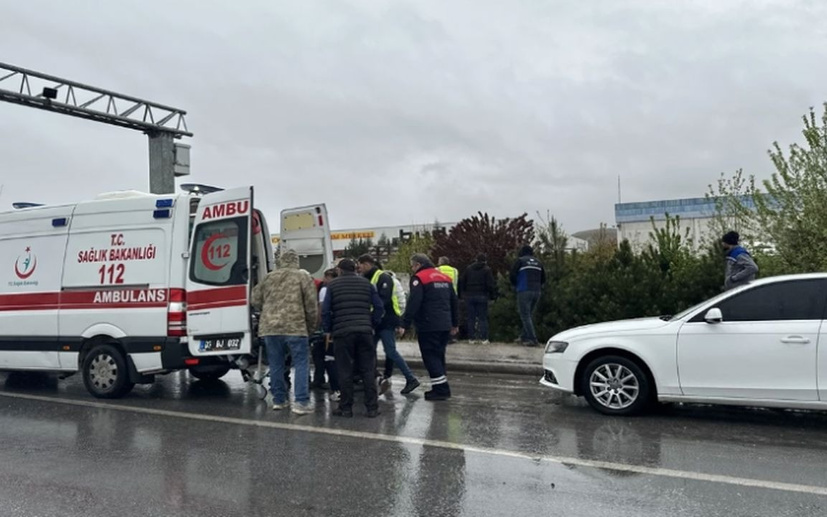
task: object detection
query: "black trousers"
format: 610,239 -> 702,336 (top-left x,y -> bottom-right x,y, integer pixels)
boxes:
334,331 -> 378,411
419,330 -> 451,395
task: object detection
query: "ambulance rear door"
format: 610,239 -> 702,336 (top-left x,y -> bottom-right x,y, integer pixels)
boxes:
279,204 -> 333,279
186,187 -> 253,356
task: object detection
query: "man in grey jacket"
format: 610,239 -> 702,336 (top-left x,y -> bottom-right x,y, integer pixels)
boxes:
721,231 -> 759,290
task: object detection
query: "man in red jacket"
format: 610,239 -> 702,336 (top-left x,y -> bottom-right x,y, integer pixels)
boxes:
397,254 -> 459,401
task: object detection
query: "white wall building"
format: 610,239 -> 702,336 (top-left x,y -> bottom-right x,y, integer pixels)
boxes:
614,196 -> 758,250
271,222 -> 456,255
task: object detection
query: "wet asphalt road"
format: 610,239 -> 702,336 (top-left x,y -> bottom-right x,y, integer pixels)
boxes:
0,369 -> 826,517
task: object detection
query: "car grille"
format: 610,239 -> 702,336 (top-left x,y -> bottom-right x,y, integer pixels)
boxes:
543,369 -> 558,384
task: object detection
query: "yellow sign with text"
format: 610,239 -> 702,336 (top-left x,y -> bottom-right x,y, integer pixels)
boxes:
331,231 -> 375,240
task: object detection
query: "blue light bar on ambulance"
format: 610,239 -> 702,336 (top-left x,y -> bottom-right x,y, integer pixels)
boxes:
153,209 -> 172,219
155,199 -> 174,208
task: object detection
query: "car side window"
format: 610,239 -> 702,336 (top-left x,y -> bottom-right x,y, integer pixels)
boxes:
714,279 -> 827,322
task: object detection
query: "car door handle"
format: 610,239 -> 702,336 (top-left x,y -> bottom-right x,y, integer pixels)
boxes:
781,336 -> 811,344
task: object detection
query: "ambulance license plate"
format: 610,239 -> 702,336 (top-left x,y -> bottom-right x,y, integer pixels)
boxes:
200,337 -> 242,352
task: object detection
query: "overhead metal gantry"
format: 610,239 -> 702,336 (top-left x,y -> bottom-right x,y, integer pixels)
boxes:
0,62 -> 192,194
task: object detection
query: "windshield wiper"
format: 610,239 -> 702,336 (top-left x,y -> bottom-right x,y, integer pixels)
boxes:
658,315 -> 672,321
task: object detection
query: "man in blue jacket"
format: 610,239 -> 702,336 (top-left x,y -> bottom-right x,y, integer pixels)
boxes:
722,231 -> 759,290
510,245 -> 546,347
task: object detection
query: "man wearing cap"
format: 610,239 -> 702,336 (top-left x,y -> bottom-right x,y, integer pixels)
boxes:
721,231 -> 759,290
397,254 -> 459,401
251,249 -> 318,415
510,245 -> 546,347
322,258 -> 385,418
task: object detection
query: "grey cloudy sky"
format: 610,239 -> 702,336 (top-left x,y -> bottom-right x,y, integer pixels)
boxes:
2,0 -> 826,233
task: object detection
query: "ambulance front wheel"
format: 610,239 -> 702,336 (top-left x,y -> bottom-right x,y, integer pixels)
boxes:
82,344 -> 135,399
189,365 -> 231,382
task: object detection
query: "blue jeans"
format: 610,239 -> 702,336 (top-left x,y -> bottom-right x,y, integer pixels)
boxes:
465,296 -> 489,340
264,335 -> 309,405
376,328 -> 415,382
517,291 -> 540,343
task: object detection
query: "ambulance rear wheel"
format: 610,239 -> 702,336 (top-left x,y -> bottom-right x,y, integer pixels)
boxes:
82,344 -> 135,399
189,365 -> 231,382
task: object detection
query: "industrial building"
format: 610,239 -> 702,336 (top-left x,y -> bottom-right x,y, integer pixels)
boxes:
614,196 -> 758,250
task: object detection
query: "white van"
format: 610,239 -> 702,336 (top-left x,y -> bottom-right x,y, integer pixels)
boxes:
0,184 -> 280,398
278,204 -> 334,280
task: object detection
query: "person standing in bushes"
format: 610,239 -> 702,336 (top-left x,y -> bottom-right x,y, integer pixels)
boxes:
458,253 -> 497,344
721,231 -> 758,290
510,245 -> 545,347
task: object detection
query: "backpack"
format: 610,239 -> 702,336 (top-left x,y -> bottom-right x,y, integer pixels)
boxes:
389,272 -> 407,315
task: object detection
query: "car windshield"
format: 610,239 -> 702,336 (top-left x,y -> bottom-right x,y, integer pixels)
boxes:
670,290 -> 733,321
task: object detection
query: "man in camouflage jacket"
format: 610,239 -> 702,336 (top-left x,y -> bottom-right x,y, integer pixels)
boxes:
251,249 -> 318,414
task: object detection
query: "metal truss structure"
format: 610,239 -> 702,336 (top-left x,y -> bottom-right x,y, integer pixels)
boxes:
0,62 -> 191,138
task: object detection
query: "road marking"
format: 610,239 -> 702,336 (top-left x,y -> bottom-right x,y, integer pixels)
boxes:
1,390 -> 826,497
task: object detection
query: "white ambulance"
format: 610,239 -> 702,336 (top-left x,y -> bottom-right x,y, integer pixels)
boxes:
0,184 -> 317,399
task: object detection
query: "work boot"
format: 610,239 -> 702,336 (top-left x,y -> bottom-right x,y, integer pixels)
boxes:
424,390 -> 451,401
332,407 -> 353,418
401,378 -> 420,395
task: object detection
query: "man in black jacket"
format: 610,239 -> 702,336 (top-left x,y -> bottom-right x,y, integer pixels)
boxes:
509,245 -> 546,346
458,253 -> 497,344
322,259 -> 385,418
397,254 -> 459,401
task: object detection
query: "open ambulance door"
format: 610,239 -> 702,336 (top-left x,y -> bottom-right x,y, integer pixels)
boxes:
279,204 -> 333,280
186,186 -> 253,356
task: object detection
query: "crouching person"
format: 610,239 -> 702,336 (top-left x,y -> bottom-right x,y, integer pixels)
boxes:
322,258 -> 384,418
251,249 -> 318,415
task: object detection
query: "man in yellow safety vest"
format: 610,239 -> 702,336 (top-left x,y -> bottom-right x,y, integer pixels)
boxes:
357,254 -> 420,395
437,257 -> 459,294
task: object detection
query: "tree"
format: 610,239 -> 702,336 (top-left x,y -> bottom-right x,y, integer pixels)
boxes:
705,168 -> 759,248
755,104 -> 827,272
431,212 -> 534,276
342,238 -> 374,258
384,233 -> 434,273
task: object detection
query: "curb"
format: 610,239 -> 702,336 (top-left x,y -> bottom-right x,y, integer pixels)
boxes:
382,355 -> 542,377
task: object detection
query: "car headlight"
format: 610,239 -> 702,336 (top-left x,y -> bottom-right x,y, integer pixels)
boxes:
544,340 -> 569,354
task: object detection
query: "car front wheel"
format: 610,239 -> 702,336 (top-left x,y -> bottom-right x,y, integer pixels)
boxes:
581,355 -> 651,416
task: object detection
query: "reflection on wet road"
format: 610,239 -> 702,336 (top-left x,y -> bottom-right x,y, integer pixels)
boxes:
0,370 -> 826,516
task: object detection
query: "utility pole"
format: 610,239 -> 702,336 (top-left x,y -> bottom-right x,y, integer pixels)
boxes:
0,62 -> 192,194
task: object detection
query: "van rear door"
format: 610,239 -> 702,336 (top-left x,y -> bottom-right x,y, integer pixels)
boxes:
186,187 -> 253,356
279,204 -> 333,279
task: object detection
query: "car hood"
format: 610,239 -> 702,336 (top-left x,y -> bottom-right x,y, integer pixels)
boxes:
552,317 -> 672,342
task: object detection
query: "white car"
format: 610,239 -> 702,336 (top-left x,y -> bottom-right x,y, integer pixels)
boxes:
540,273 -> 827,415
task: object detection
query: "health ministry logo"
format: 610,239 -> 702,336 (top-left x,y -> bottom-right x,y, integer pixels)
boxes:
14,246 -> 37,280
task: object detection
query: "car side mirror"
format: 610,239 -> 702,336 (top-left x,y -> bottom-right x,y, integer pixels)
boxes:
704,308 -> 723,324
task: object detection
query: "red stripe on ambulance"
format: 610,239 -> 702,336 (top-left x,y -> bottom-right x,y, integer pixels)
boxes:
188,285 -> 247,311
